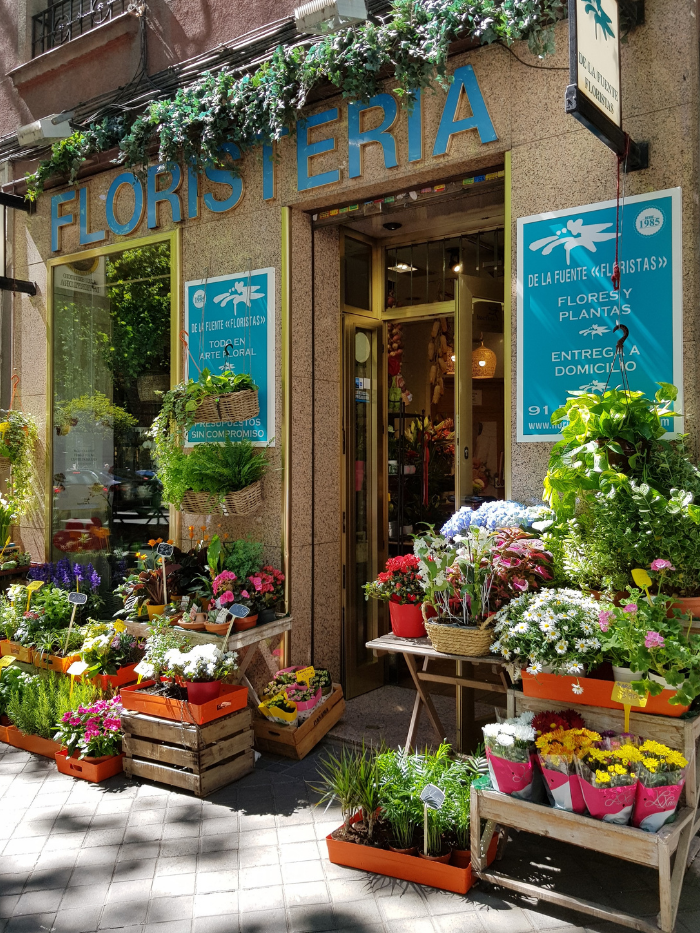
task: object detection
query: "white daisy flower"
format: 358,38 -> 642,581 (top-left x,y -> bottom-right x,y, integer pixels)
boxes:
513,622 -> 529,634
555,639 -> 568,655
572,682 -> 584,695
565,661 -> 584,675
527,662 -> 543,675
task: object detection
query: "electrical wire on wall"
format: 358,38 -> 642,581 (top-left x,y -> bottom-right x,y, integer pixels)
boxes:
310,225 -> 316,664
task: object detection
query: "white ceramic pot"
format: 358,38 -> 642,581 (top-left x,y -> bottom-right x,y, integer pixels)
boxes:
612,666 -> 644,683
649,672 -> 673,690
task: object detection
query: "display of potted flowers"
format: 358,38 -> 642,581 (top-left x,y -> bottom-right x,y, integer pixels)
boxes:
32,626 -> 86,673
80,622 -> 145,688
632,740 -> 688,831
535,726 -> 601,813
363,553 -> 431,638
285,683 -> 322,718
482,713 -> 537,800
491,587 -> 604,681
575,743 -> 641,825
250,565 -> 285,623
54,696 -> 125,783
162,644 -> 238,704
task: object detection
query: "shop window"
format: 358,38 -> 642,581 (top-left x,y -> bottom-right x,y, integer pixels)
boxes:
343,237 -> 371,310
32,0 -> 128,58
51,239 -> 172,587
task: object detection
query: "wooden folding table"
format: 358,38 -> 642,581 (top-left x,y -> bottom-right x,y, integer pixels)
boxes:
365,632 -> 509,752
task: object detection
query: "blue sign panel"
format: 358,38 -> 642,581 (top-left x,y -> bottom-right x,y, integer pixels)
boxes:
184,268 -> 275,446
517,188 -> 682,441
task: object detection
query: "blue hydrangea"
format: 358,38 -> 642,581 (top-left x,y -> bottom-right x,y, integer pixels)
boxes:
440,500 -> 554,538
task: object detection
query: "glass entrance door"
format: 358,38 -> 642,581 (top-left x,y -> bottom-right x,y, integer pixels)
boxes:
342,315 -> 384,699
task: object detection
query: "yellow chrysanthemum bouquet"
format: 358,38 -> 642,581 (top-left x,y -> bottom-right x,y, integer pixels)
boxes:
535,727 -> 601,813
633,740 -> 688,832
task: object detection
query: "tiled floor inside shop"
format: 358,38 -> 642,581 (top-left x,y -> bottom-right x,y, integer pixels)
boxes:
0,739 -> 699,933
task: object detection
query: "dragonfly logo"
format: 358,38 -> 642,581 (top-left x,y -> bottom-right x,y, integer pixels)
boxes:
529,218 -> 618,265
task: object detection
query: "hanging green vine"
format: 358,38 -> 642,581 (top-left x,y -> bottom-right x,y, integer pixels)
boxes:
0,410 -> 39,517
25,0 -> 568,200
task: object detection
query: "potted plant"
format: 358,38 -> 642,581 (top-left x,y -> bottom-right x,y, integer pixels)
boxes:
80,622 -> 145,688
162,643 -> 238,704
310,668 -> 333,696
54,696 -> 125,783
32,627 -> 85,673
0,665 -> 33,742
252,565 -> 285,623
376,746 -> 421,854
363,554 -> 433,638
632,740 -> 688,831
482,714 -> 538,800
180,439 -> 268,515
6,671 -> 99,757
284,683 -> 322,718
0,409 -> 39,518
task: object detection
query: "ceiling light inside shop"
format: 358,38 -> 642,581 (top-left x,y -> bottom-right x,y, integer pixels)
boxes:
472,336 -> 497,378
295,0 -> 367,33
388,262 -> 417,273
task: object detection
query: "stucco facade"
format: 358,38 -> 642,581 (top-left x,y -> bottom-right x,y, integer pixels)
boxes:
3,5 -> 699,687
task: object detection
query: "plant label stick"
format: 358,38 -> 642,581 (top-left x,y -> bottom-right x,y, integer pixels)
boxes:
64,592 -> 88,656
25,579 -> 44,611
156,543 -> 174,607
223,603 -> 249,647
611,682 -> 648,732
0,534 -> 11,563
420,783 -> 445,857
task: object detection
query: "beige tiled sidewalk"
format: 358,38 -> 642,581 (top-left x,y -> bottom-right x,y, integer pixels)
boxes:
0,739 -> 698,933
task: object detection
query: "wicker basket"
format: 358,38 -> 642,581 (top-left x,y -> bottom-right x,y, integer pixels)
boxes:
181,490 -> 224,515
194,389 -> 260,425
224,480 -> 263,516
422,603 -> 495,657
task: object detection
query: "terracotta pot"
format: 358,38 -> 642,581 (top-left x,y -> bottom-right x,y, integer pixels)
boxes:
451,849 -> 471,869
235,614 -> 258,632
55,751 -> 124,783
121,680 -> 247,725
177,619 -> 207,631
388,601 -> 435,639
147,604 -> 166,621
185,680 -> 221,705
388,844 -> 418,856
670,597 -> 700,620
418,850 -> 452,863
204,621 -> 230,635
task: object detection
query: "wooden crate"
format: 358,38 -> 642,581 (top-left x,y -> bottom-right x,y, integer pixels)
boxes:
253,684 -> 346,760
122,706 -> 254,797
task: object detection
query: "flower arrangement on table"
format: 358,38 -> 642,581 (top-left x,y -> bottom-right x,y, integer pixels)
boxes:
414,527 -> 497,622
54,697 -> 123,761
596,563 -> 700,706
363,554 -> 424,605
441,500 -> 554,538
482,713 -> 537,799
491,587 -> 605,684
80,623 -> 144,676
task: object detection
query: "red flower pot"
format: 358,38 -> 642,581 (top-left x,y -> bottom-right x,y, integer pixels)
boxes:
184,680 -> 221,704
388,601 -> 435,638
235,613 -> 258,632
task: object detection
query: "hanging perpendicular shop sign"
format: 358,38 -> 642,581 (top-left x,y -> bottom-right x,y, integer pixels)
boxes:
517,187 -> 682,442
564,0 -> 647,171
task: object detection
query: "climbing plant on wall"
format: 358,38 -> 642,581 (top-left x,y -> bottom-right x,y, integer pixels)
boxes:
25,0 -> 569,200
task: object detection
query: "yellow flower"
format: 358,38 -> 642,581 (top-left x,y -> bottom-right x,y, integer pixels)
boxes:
595,770 -> 611,784
642,758 -> 658,772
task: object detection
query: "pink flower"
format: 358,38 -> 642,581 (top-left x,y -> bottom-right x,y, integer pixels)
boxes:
512,578 -> 529,592
220,590 -> 235,605
651,559 -> 675,572
645,630 -> 665,648
240,590 -> 249,599
598,610 -> 614,632
623,604 -> 638,614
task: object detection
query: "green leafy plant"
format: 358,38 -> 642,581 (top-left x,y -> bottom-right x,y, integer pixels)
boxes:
376,747 -> 421,849
0,409 -> 39,517
544,384 -> 679,516
6,672 -> 99,739
0,665 -> 34,718
134,615 -> 190,680
224,537 -> 265,581
314,745 -> 364,832
157,439 -> 268,507
32,585 -> 73,629
54,393 -> 137,438
32,627 -> 85,660
25,0 -> 576,200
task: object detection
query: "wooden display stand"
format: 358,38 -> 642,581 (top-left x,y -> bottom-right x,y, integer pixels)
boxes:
253,684 -> 346,760
471,787 -> 698,933
122,706 -> 254,797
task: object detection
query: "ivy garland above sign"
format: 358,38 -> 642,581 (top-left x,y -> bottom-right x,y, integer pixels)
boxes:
25,0 -> 569,200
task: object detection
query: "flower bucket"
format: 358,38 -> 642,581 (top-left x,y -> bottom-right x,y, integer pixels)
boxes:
632,765 -> 686,832
0,641 -> 33,663
185,680 -> 221,705
92,663 -> 140,691
120,681 -> 247,725
284,684 -> 322,719
485,748 -> 537,800
33,653 -> 81,674
55,751 -> 124,783
8,730 -> 62,759
389,601 -> 434,638
520,671 -> 690,717
147,604 -> 165,621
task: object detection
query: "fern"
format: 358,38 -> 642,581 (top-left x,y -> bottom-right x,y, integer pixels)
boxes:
184,439 -> 267,497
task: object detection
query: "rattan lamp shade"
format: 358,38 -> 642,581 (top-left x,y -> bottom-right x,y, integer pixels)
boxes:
472,340 -> 497,378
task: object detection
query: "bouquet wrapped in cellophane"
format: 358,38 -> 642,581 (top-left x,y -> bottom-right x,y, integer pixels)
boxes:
576,744 -> 641,825
632,740 -> 688,832
536,727 -> 601,813
483,713 -> 537,800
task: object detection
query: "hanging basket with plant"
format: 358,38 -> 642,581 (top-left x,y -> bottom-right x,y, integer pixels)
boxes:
0,408 -> 39,518
189,370 -> 259,425
170,439 -> 267,516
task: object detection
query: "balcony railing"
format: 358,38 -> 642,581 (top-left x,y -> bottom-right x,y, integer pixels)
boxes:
32,0 -> 128,58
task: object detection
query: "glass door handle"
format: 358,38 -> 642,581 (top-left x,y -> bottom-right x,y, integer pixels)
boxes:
464,446 -> 469,460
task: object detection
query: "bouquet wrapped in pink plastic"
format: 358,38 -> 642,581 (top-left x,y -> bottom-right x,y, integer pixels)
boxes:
575,743 -> 640,825
535,727 -> 601,813
632,740 -> 688,832
483,714 -> 537,800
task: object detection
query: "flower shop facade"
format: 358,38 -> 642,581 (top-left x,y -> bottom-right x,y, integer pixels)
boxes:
8,8 -> 700,698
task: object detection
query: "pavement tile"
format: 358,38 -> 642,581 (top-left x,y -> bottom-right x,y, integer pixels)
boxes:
280,841 -> 322,864
51,904 -> 103,933
198,850 -> 239,873
282,860 -> 326,885
128,809 -> 166,827
200,817 -> 238,837
10,820 -> 55,839
193,891 -> 239,917
239,884 -> 285,912
160,838 -> 201,858
31,851 -> 75,873
1,838 -> 44,857
192,915 -> 238,933
198,835 -> 239,856
12,888 -> 64,916
434,912 -> 488,933
145,921 -> 193,933
119,842 -> 160,862
123,825 -> 164,845
238,828 -> 277,849
284,881 -> 330,909
286,904 -> 338,932
75,845 -> 121,868
23,868 -> 72,892
195,870 -> 237,894
162,821 -> 201,840
112,859 -> 157,882
379,891 -> 430,921
151,872 -> 197,897
83,828 -> 126,848
42,832 -> 86,852
98,897 -> 149,929
0,878 -> 27,898
387,920 -> 437,933
238,908 -> 287,933
239,864 -> 283,889
5,911 -> 56,932
476,905 -> 535,933
155,856 -> 198,877
147,895 -> 194,923
60,881 -> 110,909
0,898 -> 19,919
105,877 -> 153,905
236,845 -> 280,868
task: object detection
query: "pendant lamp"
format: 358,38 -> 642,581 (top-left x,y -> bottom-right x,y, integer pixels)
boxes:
472,335 -> 496,378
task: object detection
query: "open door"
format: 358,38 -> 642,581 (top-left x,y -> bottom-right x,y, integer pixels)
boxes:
342,314 -> 385,699
455,277 -> 473,507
